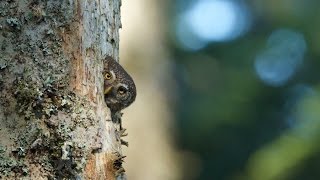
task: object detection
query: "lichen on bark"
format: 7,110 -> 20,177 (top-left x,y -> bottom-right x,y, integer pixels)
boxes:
0,0 -> 124,179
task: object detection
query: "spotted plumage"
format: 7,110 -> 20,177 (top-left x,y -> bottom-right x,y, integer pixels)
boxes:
103,56 -> 136,113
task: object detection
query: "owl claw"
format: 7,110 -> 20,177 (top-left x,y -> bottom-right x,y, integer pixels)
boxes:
115,167 -> 125,177
120,139 -> 129,147
119,128 -> 128,137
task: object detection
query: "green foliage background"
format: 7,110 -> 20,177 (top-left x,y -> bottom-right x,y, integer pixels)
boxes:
170,1 -> 320,179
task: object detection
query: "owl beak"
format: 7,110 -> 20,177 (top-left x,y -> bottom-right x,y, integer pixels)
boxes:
104,86 -> 113,95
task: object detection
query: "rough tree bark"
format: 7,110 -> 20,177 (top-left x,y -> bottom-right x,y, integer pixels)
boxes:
0,0 -> 125,179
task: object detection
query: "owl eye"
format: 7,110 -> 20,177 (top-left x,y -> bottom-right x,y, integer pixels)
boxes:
117,86 -> 128,95
105,72 -> 112,80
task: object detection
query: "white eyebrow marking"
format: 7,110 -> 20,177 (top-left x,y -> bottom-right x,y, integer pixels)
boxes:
110,70 -> 116,79
118,83 -> 128,90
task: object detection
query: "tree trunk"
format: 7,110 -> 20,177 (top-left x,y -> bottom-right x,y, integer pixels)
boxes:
0,0 -> 124,179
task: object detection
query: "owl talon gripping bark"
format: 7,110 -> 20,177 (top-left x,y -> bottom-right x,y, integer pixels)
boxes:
103,56 -> 136,130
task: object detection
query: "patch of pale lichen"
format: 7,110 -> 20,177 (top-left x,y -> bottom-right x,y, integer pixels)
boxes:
5,76 -> 98,178
0,0 -> 102,178
13,77 -> 71,119
11,77 -> 98,178
0,145 -> 28,178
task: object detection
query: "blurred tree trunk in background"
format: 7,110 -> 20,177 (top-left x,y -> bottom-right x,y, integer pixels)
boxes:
0,0 -> 125,179
120,0 -> 182,179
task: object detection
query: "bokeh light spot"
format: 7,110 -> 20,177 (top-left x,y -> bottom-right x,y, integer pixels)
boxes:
187,0 -> 236,41
254,29 -> 307,86
176,18 -> 207,51
176,0 -> 251,50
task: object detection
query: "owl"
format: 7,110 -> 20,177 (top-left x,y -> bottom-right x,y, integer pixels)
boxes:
103,56 -> 136,113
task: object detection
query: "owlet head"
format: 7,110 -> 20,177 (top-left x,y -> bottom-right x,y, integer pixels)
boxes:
103,56 -> 136,112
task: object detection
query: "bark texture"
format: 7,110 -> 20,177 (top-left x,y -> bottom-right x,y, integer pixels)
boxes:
0,0 -> 124,179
